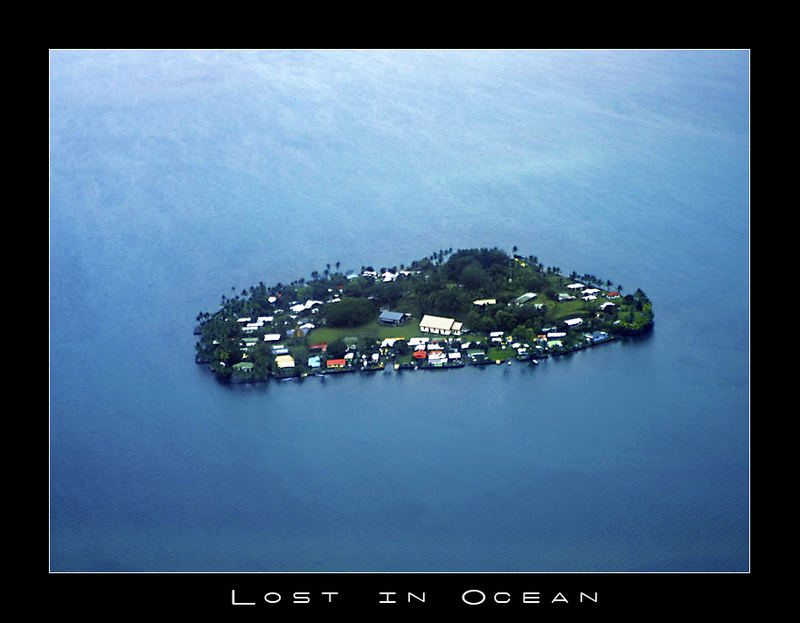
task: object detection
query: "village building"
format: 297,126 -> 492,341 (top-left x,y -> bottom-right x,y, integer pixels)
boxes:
564,318 -> 584,328
275,354 -> 295,369
419,314 -> 463,336
473,298 -> 497,306
428,352 -> 447,366
585,331 -> 610,344
379,310 -> 411,326
513,292 -> 537,305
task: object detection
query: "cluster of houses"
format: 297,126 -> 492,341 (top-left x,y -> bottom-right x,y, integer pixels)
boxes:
229,280 -> 620,376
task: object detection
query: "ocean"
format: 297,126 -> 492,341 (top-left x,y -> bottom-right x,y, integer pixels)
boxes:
49,49 -> 749,572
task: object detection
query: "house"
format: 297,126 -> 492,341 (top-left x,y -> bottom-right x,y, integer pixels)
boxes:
473,299 -> 497,306
467,349 -> 486,361
326,358 -> 347,369
428,351 -> 447,366
308,355 -> 322,369
600,302 -> 616,311
513,292 -> 537,305
419,314 -> 463,335
564,318 -> 584,328
586,331 -> 610,344
413,350 -> 428,360
558,293 -> 575,301
567,283 -> 585,290
233,361 -> 254,372
606,292 -> 621,299
309,343 -> 328,352
275,354 -> 295,369
263,333 -> 282,342
379,310 -> 410,326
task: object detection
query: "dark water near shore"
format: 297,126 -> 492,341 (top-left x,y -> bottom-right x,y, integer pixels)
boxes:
49,49 -> 749,571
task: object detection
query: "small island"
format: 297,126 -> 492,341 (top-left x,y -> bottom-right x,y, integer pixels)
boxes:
194,247 -> 654,382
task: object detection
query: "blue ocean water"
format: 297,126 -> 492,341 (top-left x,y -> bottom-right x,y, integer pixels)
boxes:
49,49 -> 749,572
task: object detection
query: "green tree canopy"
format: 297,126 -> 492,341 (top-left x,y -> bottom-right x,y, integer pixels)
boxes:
324,297 -> 376,327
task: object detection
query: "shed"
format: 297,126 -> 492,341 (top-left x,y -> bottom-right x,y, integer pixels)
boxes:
513,292 -> 537,305
379,310 -> 410,326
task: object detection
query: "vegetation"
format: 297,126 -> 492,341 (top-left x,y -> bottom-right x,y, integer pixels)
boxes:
194,247 -> 654,382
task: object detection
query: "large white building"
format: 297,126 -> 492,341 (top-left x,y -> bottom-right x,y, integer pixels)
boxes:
419,314 -> 463,336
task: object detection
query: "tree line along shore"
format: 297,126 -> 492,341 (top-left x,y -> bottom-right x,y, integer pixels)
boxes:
194,247 -> 654,382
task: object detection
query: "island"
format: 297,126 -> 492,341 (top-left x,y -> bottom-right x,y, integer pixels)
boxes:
194,247 -> 654,382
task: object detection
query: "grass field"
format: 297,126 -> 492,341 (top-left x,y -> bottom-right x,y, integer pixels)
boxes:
306,319 -> 426,345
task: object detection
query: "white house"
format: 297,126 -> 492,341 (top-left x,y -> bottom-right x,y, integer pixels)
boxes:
564,318 -> 584,328
419,314 -> 463,335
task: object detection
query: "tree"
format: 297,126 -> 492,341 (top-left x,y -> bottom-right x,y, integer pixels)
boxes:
327,338 -> 347,359
461,262 -> 488,290
325,297 -> 375,327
